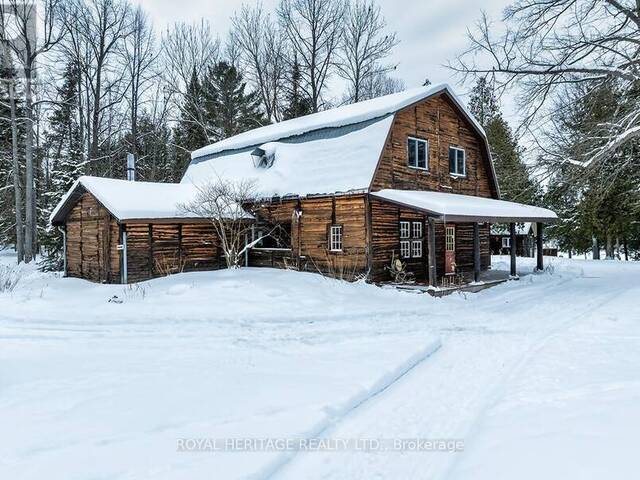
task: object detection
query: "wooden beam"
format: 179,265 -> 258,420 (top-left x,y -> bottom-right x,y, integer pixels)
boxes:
536,222 -> 544,271
510,222 -> 517,277
473,222 -> 480,282
428,217 -> 437,287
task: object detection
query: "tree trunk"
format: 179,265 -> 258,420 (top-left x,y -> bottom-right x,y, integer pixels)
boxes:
24,68 -> 34,263
8,79 -> 24,263
605,232 -> 614,260
623,237 -> 629,261
592,236 -> 600,260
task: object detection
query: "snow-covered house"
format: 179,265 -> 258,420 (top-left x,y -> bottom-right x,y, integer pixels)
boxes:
51,83 -> 557,284
490,223 -> 535,257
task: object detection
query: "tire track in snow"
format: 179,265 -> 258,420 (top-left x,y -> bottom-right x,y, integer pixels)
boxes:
251,337 -> 442,480
273,270 -> 631,480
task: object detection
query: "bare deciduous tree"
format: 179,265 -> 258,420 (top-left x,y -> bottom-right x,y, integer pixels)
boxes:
62,0 -> 133,173
123,5 -> 157,158
231,3 -> 287,121
277,0 -> 345,112
0,45 -> 23,262
452,1 -> 640,167
338,0 -> 398,103
180,178 -> 261,269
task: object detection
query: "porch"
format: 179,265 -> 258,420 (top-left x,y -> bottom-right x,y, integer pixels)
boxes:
370,189 -> 558,288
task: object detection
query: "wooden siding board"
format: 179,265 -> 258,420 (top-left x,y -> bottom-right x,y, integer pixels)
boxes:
370,94 -> 496,198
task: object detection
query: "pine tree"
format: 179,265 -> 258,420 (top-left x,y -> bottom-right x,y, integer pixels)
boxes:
173,68 -> 209,180
469,77 -> 539,204
283,57 -> 313,120
203,61 -> 266,140
40,62 -> 84,271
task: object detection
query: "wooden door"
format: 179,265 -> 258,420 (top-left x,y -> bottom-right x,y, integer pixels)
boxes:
445,224 -> 456,274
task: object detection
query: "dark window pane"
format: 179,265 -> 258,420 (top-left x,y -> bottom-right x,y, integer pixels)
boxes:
417,140 -> 426,168
449,148 -> 456,173
457,151 -> 465,175
408,139 -> 416,166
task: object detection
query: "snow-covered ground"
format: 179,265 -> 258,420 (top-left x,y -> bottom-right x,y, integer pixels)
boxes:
1,252 -> 638,479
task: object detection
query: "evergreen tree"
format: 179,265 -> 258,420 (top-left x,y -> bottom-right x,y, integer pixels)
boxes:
40,62 -> 84,271
123,113 -> 174,183
203,61 -> 266,140
549,83 -> 640,258
469,77 -> 539,204
173,68 -> 209,181
282,56 -> 313,120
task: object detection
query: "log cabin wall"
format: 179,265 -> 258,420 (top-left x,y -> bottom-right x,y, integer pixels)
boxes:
123,222 -> 221,283
250,194 -> 368,278
370,93 -> 497,198
369,198 -> 491,282
65,192 -> 120,283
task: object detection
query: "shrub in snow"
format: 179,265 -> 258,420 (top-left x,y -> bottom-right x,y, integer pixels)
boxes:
0,265 -> 22,293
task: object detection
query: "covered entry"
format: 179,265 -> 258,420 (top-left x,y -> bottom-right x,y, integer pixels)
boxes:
370,189 -> 558,286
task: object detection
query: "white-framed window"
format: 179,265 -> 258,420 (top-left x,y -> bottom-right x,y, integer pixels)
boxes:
400,221 -> 410,239
408,137 -> 428,170
412,221 -> 423,239
502,237 -> 511,248
329,225 -> 343,251
446,226 -> 456,251
411,240 -> 422,258
400,240 -> 411,258
449,146 -> 466,176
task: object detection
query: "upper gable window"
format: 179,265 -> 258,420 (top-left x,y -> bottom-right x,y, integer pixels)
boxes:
449,146 -> 466,176
408,137 -> 428,170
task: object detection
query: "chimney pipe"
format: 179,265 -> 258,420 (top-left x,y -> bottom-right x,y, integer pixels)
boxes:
127,153 -> 135,181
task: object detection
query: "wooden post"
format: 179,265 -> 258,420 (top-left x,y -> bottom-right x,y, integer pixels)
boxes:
536,222 -> 544,271
428,217 -> 437,287
473,222 -> 480,282
510,222 -> 517,277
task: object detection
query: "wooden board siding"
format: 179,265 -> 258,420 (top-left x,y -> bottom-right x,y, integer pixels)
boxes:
371,93 -> 497,198
369,198 -> 428,282
250,195 -> 368,278
124,222 -> 220,283
65,192 -> 120,283
369,198 -> 491,282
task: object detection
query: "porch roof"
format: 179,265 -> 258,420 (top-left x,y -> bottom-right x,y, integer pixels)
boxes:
370,190 -> 558,223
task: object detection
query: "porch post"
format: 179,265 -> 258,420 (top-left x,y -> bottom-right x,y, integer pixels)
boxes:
536,222 -> 544,271
428,217 -> 437,287
473,222 -> 480,282
510,222 -> 517,277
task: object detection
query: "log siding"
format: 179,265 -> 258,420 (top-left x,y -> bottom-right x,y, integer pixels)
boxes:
371,93 -> 497,198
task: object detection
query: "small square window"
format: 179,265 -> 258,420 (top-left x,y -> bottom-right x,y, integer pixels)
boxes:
400,240 -> 411,258
449,147 -> 466,176
411,240 -> 422,258
400,221 -> 410,239
408,137 -> 428,170
329,225 -> 343,251
502,237 -> 511,248
412,222 -> 423,239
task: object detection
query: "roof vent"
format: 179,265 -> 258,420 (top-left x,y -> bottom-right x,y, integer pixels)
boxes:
251,144 -> 276,169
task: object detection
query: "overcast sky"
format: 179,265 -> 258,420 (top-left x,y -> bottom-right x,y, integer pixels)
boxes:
137,0 -> 513,111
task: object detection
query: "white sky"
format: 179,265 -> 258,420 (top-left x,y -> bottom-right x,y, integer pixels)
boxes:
137,0 -> 514,115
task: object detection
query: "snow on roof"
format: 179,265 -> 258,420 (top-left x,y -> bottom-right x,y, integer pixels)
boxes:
371,190 -> 557,222
182,115 -> 394,198
191,83 -> 483,160
50,176 -> 201,224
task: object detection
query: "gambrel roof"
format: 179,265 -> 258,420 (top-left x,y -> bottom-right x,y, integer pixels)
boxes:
52,84 -> 507,224
183,83 -> 500,199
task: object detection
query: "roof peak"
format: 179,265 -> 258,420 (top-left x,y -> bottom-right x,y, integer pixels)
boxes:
190,83 -> 478,161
